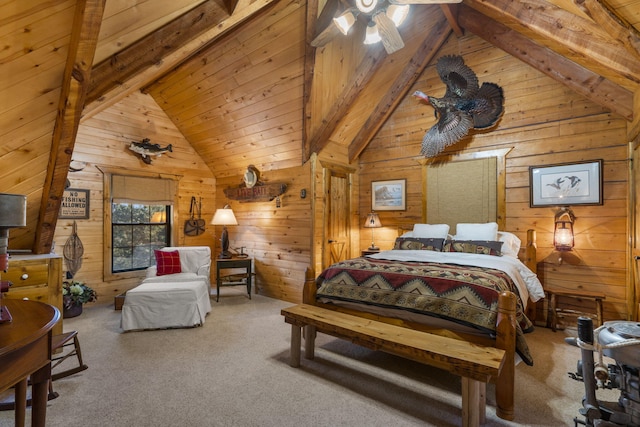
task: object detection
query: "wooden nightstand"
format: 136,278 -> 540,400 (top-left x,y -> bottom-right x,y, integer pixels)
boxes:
361,249 -> 380,256
215,257 -> 252,302
546,288 -> 606,332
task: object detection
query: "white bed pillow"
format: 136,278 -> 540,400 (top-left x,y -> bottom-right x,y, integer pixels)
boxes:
454,222 -> 499,241
498,231 -> 522,258
412,224 -> 450,240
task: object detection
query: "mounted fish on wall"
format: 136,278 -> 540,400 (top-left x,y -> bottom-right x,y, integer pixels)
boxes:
413,55 -> 504,157
127,138 -> 173,164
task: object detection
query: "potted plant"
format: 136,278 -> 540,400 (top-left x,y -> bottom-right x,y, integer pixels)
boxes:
62,280 -> 97,318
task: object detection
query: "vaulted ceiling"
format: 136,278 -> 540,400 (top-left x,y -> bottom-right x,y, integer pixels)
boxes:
2,0 -> 639,252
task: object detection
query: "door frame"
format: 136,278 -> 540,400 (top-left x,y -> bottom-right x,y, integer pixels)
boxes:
319,160 -> 356,271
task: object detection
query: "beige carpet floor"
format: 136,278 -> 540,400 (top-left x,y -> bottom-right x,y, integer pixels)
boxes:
0,290 -> 619,426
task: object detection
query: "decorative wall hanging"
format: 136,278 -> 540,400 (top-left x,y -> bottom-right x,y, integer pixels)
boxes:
59,188 -> 90,219
184,196 -> 206,236
413,55 -> 504,157
529,160 -> 603,207
224,166 -> 286,202
372,179 -> 406,211
127,138 -> 173,164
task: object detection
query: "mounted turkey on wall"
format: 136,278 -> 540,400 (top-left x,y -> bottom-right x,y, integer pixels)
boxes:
311,0 -> 462,54
413,55 -> 505,157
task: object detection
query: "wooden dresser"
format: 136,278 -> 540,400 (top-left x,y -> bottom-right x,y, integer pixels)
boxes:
2,254 -> 63,335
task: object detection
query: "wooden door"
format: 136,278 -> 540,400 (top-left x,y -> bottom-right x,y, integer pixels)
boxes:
323,166 -> 351,269
632,141 -> 640,320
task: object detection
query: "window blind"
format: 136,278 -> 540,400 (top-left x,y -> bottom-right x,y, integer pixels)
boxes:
112,175 -> 176,204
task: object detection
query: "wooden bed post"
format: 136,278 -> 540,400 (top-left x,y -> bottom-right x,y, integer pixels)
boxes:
524,229 -> 537,274
495,291 -> 517,421
302,267 -> 316,305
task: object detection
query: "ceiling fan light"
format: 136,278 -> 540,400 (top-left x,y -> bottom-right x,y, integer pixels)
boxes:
355,0 -> 378,14
333,10 -> 357,35
386,5 -> 409,27
364,21 -> 381,44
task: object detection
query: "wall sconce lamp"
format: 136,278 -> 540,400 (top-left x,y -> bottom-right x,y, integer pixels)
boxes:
554,207 -> 575,251
364,211 -> 382,251
211,205 -> 238,259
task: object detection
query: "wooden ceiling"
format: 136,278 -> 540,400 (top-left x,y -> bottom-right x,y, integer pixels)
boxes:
2,0 -> 640,252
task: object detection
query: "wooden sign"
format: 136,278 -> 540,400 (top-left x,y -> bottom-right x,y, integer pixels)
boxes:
223,183 -> 286,202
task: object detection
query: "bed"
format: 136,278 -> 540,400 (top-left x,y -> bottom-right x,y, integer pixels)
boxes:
303,222 -> 543,421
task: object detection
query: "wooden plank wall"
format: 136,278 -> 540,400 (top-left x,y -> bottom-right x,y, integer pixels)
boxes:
52,91 -> 216,300
215,163 -> 312,303
359,35 -> 630,321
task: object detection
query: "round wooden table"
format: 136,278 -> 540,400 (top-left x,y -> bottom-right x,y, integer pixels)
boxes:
0,299 -> 60,427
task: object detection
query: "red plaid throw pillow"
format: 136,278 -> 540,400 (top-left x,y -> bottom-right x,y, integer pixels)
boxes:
154,250 -> 182,276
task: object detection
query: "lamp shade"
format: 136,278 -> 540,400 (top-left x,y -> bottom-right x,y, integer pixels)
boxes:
211,205 -> 238,226
364,212 -> 381,228
386,4 -> 409,27
333,9 -> 357,35
0,193 -> 27,228
150,211 -> 166,223
364,21 -> 381,45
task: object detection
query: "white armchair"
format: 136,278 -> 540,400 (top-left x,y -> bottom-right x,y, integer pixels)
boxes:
144,246 -> 212,286
121,246 -> 213,331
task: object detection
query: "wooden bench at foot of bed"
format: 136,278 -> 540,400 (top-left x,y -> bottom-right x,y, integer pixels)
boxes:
281,299 -> 513,427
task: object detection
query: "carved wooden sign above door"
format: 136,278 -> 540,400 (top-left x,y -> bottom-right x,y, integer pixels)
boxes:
223,183 -> 286,202
223,166 -> 286,202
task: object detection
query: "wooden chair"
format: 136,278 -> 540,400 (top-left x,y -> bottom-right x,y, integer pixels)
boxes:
0,331 -> 87,410
51,331 -> 88,380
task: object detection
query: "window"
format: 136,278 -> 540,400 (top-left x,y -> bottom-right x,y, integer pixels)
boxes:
100,168 -> 180,280
112,204 -> 170,272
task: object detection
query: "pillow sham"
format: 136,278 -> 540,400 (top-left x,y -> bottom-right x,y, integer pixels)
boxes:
412,223 -> 450,240
498,231 -> 521,258
443,240 -> 503,256
394,237 -> 445,251
154,249 -> 182,276
454,222 -> 499,241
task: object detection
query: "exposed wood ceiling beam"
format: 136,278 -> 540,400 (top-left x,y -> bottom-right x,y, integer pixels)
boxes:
34,0 -> 106,254
86,0 -> 230,106
574,0 -> 640,61
303,0 -> 321,161
348,20 -> 452,161
459,4 -> 634,120
82,0 -> 279,121
306,44 -> 388,158
466,0 -> 640,84
439,4 -> 463,36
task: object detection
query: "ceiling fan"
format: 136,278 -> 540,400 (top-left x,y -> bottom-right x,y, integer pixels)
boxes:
311,0 -> 462,54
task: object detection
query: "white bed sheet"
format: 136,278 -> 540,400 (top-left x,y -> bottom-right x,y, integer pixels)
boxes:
121,280 -> 212,331
367,249 -> 545,306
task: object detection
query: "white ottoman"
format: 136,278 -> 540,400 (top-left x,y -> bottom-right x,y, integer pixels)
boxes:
121,279 -> 212,331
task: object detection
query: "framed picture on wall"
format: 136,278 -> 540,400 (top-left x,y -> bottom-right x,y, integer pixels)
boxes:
59,188 -> 90,219
372,179 -> 406,211
529,160 -> 603,207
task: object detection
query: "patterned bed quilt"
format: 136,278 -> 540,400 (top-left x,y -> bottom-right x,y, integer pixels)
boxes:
316,251 -> 543,366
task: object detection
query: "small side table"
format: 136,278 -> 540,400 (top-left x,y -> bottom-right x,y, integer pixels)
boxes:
361,249 -> 380,256
546,288 -> 606,332
215,257 -> 252,302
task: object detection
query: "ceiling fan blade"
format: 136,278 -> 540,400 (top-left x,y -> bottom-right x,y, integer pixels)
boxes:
389,0 -> 462,4
373,13 -> 404,54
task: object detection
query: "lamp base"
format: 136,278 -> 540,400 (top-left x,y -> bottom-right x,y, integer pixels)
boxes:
368,245 -> 379,251
218,251 -> 232,259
